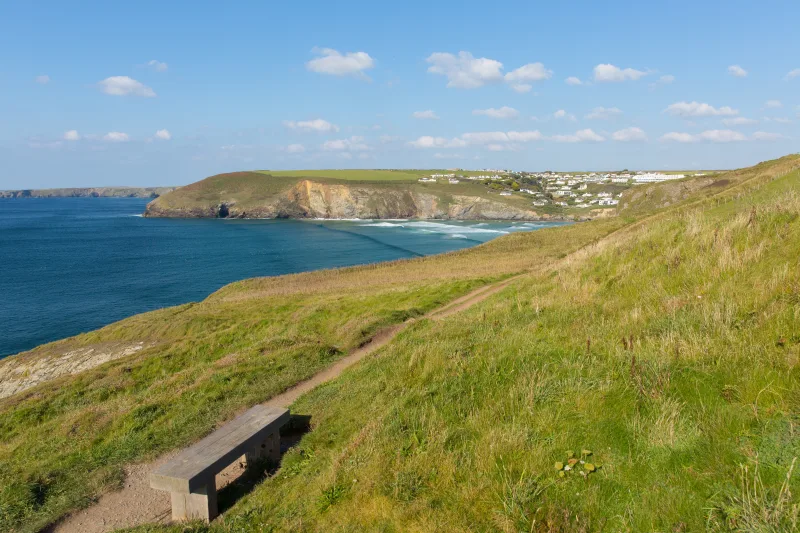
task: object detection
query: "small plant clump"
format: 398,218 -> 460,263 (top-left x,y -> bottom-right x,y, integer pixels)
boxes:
555,449 -> 600,479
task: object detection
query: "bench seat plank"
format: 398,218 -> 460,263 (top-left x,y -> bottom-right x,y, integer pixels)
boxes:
150,405 -> 289,494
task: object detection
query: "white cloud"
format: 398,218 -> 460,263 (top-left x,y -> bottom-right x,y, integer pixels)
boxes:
764,99 -> 782,108
473,106 -> 519,119
412,110 -> 439,120
585,106 -> 622,120
407,136 -> 466,149
155,129 -> 171,140
63,130 -> 80,141
461,131 -> 510,144
728,65 -> 747,77
553,109 -> 577,121
98,76 -> 156,97
147,60 -> 168,72
426,51 -> 504,89
507,130 -> 543,142
664,101 -> 738,117
723,117 -> 758,126
550,129 -> 605,143
611,127 -> 647,142
504,62 -> 552,82
282,119 -> 340,133
379,135 -> 401,143
322,136 -> 370,151
510,83 -> 533,93
306,47 -> 375,80
765,117 -> 791,124
103,132 -> 130,142
698,130 -> 746,142
486,144 -> 506,152
593,64 -> 647,82
786,68 -> 800,80
660,132 -> 699,143
284,143 -> 306,153
414,130 -> 543,149
699,130 -> 747,143
565,76 -> 582,86
660,130 -> 747,143
752,131 -> 784,141
35,75 -> 50,84
426,52 -> 551,91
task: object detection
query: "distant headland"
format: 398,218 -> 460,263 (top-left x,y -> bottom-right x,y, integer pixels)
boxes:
143,169 -> 625,221
0,186 -> 176,199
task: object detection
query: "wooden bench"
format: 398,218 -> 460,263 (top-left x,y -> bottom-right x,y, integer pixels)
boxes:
150,405 -> 290,522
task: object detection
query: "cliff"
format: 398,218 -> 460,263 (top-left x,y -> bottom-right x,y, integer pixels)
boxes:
0,186 -> 176,199
145,174 -> 577,221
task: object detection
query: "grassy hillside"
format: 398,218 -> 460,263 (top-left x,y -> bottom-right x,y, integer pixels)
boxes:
146,172 -> 300,212
1,155 -> 799,531
173,155 -> 800,532
618,157 -> 799,216
0,215 -> 621,532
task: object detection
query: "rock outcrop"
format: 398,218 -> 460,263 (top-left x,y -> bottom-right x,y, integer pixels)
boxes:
0,341 -> 151,400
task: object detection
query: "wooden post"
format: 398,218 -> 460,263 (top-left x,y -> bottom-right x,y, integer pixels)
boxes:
170,483 -> 218,522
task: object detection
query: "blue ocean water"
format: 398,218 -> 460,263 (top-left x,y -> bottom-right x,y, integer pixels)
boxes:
0,198 -> 567,358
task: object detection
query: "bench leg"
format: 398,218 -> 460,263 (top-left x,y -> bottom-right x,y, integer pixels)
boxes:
170,483 -> 218,522
245,430 -> 281,465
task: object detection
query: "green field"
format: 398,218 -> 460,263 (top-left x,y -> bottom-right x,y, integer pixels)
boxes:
2,155 -> 800,532
257,169 -> 500,181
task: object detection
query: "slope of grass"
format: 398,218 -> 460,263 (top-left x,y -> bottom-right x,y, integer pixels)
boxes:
0,215 -> 624,532
618,154 -> 800,216
148,172 -> 300,211
2,156 -> 799,532
149,161 -> 799,532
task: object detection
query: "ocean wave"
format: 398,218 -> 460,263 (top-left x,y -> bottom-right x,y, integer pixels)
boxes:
404,221 -> 508,234
314,218 -> 369,221
362,222 -> 404,228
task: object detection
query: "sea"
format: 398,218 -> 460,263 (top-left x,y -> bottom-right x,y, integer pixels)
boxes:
0,198 -> 568,358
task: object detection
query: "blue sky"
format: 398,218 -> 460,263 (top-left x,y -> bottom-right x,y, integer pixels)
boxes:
1,0 -> 799,188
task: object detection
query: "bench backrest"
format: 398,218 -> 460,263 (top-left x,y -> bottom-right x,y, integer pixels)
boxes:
150,405 -> 289,493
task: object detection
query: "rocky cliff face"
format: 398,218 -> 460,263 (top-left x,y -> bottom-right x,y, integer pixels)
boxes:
145,180 -> 571,221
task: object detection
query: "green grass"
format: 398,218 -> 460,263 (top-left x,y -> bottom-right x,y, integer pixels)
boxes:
169,159 -> 800,533
256,169 -> 501,181
256,169 -> 436,181
3,156 -> 800,532
149,172 -> 300,211
0,211 -> 621,532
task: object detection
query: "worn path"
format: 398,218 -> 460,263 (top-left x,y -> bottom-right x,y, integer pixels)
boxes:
50,275 -> 521,533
